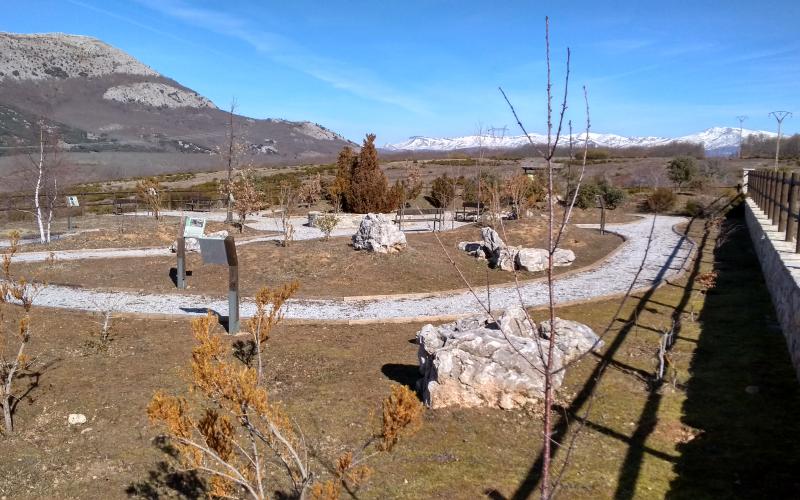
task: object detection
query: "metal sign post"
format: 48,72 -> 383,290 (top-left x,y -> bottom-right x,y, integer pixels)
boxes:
225,237 -> 239,334
66,196 -> 79,231
198,235 -> 240,334
176,216 -> 187,289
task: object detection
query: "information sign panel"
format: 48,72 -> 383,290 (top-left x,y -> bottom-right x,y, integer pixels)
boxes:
199,237 -> 228,265
183,217 -> 206,238
66,195 -> 79,207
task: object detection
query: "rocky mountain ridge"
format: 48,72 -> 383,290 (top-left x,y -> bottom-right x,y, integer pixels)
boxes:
0,32 -> 351,161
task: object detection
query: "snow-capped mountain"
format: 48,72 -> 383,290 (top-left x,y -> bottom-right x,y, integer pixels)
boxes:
385,127 -> 777,155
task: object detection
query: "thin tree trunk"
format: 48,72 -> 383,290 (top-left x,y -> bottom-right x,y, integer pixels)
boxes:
2,394 -> 12,434
35,129 -> 45,244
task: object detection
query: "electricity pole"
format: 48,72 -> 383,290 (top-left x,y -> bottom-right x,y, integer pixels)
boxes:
736,115 -> 747,159
768,111 -> 792,170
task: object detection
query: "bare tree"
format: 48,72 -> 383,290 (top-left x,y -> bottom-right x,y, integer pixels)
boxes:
222,99 -> 247,223
229,169 -> 263,233
499,17 -> 592,498
18,122 -> 66,243
136,177 -> 164,220
278,182 -> 298,247
0,232 -> 37,434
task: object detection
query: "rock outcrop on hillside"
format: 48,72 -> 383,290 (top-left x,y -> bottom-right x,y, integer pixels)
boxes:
0,31 -> 354,175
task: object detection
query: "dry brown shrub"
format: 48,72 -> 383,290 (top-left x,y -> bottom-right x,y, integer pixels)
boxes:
380,384 -> 423,452
148,288 -> 422,498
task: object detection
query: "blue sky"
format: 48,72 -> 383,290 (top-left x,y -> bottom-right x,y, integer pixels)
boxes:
3,0 -> 799,143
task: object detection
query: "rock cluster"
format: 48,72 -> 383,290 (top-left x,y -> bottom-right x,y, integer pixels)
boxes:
458,227 -> 575,272
416,307 -> 602,409
352,213 -> 407,253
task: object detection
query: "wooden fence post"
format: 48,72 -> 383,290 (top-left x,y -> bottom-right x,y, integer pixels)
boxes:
176,216 -> 186,289
775,173 -> 780,223
224,236 -> 240,334
787,173 -> 798,243
779,171 -> 790,233
770,171 -> 780,224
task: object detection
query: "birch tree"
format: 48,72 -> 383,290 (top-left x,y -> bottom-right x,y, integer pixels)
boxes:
20,121 -> 65,243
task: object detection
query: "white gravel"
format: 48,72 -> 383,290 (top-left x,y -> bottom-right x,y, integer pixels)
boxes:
11,211 -> 469,262
20,215 -> 693,322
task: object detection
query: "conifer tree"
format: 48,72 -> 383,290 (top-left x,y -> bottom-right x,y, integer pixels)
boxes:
347,134 -> 394,213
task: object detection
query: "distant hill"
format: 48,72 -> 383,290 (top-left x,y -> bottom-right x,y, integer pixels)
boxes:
0,32 -> 353,163
384,127 -> 778,157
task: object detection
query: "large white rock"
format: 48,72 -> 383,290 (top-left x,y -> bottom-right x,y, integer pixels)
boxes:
352,213 -> 407,253
480,227 -> 506,254
516,248 -> 549,272
416,306 -> 602,410
516,248 -> 576,272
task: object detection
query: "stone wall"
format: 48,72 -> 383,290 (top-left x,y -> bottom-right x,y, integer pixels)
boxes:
744,198 -> 800,381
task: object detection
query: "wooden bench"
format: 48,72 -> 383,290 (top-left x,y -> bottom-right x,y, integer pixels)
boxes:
395,207 -> 445,231
183,199 -> 214,212
456,202 -> 484,221
113,200 -> 138,215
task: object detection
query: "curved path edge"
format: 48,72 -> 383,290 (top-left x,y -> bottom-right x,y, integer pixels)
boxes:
19,215 -> 695,324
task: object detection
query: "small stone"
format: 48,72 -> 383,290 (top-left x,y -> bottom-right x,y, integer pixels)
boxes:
68,413 -> 87,425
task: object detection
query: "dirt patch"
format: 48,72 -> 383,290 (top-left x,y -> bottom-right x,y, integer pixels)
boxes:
12,219 -> 623,298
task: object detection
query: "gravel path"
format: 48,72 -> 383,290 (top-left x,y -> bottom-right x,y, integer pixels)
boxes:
12,211 -> 469,263
21,215 -> 693,322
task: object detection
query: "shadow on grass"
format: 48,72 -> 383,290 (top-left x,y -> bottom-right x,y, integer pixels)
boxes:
381,363 -> 419,390
666,205 -> 800,498
126,437 -> 207,499
502,214 -> 697,500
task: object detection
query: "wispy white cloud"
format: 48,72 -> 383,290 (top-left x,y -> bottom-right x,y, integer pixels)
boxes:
66,0 -> 196,48
133,0 -> 429,115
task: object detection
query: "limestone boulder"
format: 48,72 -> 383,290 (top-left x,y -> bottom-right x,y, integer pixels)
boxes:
515,248 -> 576,272
493,246 -> 519,271
416,306 -> 603,409
457,241 -> 487,260
480,227 -> 506,254
516,248 -> 549,272
352,213 -> 407,253
553,248 -> 576,266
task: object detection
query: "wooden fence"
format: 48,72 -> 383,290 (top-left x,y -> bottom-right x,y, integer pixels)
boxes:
0,189 -> 226,218
748,169 -> 800,251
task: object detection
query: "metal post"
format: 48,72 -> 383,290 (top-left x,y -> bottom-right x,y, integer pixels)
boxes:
224,236 -> 240,334
176,216 -> 186,289
779,172 -> 790,233
787,173 -> 798,243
